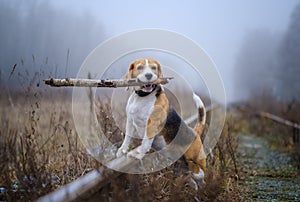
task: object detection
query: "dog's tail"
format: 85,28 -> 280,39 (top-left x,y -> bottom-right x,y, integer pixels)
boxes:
192,93 -> 206,136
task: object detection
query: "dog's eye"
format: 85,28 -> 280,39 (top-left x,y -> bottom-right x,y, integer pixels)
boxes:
151,66 -> 157,70
137,65 -> 143,70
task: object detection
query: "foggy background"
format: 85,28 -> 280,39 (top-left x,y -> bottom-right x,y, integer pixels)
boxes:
235,3 -> 300,101
0,0 -> 299,103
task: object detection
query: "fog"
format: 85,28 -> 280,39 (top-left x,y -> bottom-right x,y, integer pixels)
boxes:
234,30 -> 281,100
0,0 -> 299,103
234,3 -> 300,101
0,0 -> 104,80
275,3 -> 300,101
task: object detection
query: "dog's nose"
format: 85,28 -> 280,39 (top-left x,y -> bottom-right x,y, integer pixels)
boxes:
145,73 -> 153,80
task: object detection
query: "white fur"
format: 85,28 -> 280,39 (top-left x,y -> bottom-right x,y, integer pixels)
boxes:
136,59 -> 157,83
145,58 -> 149,66
194,169 -> 206,187
193,93 -> 204,108
127,137 -> 154,159
193,93 -> 206,125
116,92 -> 156,158
193,169 -> 205,180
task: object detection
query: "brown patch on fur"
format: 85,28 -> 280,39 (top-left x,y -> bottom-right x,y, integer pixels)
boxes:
146,87 -> 169,139
184,133 -> 206,173
183,110 -> 206,174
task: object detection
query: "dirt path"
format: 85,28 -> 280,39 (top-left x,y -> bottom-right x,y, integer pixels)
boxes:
237,134 -> 300,201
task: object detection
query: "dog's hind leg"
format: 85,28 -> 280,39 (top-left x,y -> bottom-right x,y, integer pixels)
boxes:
184,135 -> 206,189
185,157 -> 206,190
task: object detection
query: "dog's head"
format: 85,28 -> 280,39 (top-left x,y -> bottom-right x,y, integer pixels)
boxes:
126,58 -> 163,92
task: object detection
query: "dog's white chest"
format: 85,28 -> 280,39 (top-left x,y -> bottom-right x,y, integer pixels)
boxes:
126,94 -> 156,128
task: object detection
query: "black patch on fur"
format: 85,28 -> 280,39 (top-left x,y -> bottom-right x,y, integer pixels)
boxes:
162,107 -> 182,143
162,108 -> 196,147
198,107 -> 205,123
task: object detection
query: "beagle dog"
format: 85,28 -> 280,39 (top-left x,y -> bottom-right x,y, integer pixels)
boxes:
116,58 -> 206,187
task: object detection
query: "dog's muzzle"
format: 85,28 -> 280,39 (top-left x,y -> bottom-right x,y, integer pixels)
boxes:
135,84 -> 157,97
141,84 -> 156,92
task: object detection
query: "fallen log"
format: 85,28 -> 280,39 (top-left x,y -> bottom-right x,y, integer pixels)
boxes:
44,77 -> 173,88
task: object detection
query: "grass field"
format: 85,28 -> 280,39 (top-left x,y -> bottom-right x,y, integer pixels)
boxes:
0,70 -> 299,201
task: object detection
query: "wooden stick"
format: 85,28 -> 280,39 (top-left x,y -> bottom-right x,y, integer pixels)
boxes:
44,77 -> 173,88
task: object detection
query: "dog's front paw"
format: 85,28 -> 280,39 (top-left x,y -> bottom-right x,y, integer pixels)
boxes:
127,147 -> 145,160
116,147 -> 128,158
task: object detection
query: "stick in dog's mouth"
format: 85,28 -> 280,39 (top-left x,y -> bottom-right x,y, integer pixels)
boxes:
140,84 -> 156,92
136,78 -> 158,92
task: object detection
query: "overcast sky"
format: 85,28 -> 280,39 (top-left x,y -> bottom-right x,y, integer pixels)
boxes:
1,0 -> 299,102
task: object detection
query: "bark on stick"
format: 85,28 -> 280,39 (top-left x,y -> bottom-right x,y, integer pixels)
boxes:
44,77 -> 173,88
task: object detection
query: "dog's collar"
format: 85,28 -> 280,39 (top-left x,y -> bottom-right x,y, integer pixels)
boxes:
135,85 -> 157,97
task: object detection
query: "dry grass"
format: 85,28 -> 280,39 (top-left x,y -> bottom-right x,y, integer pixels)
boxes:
234,91 -> 300,171
0,87 -> 99,201
0,67 -> 244,201
0,88 -> 244,201
92,104 -> 245,201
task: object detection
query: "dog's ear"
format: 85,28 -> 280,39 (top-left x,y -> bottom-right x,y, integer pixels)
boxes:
124,62 -> 135,91
156,62 -> 163,78
125,62 -> 135,80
